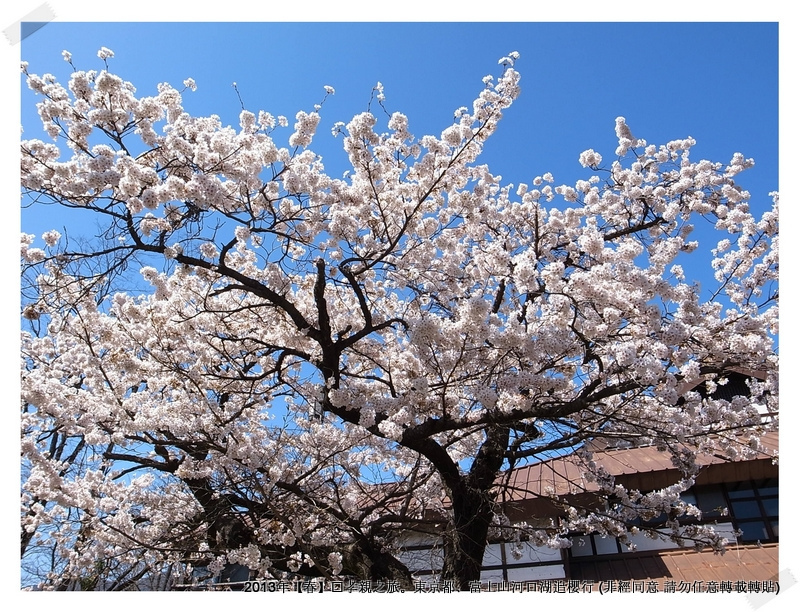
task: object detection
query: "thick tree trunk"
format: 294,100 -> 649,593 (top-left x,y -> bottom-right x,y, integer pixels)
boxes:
342,540 -> 415,591
440,425 -> 510,591
440,484 -> 495,590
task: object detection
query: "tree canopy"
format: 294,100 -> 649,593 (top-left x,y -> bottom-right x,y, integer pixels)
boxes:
20,48 -> 778,591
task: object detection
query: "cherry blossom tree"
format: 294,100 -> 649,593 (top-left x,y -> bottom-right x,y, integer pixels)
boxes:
21,48 -> 778,590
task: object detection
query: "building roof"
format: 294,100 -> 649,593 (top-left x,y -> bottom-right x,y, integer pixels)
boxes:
500,431 -> 778,514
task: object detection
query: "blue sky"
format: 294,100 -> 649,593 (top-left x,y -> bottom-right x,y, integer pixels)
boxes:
19,21 -> 778,204
17,21 -> 780,303
4,4 -> 795,607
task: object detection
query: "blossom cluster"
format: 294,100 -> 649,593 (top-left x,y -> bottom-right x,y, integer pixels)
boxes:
20,49 -> 777,590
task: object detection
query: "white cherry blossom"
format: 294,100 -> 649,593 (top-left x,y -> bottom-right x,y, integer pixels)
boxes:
20,49 -> 777,591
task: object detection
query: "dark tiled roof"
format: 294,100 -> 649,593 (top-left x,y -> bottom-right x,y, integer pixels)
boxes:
503,431 -> 778,501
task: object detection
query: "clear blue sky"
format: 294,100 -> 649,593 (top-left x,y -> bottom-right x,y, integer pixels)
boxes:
20,21 -> 778,195
18,21 -> 779,302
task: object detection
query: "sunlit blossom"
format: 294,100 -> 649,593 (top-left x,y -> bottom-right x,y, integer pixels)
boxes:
19,48 -> 777,592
